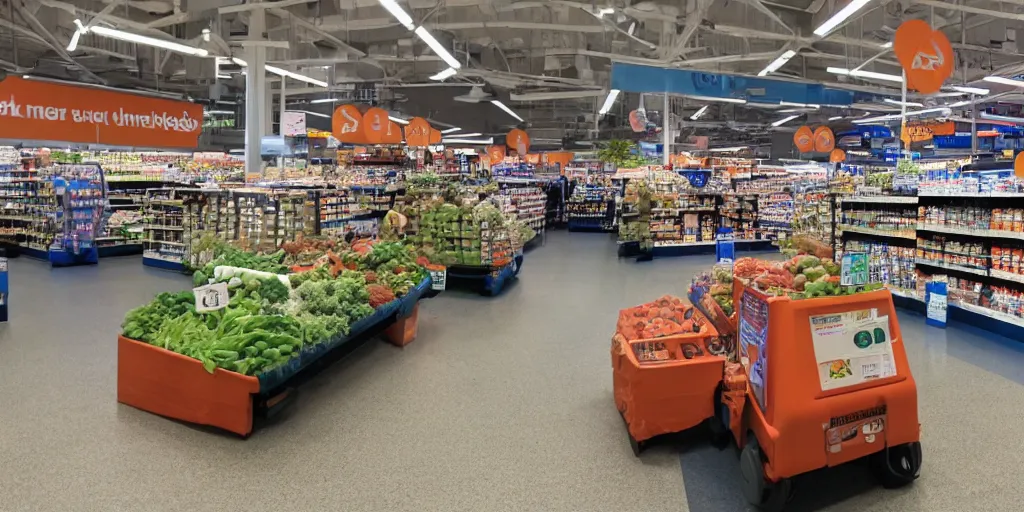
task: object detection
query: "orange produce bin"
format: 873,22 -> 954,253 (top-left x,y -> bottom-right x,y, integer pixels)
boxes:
117,335 -> 260,436
732,283 -> 922,510
611,298 -> 727,455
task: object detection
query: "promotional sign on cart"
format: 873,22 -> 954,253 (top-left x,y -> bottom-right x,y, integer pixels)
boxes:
810,309 -> 897,391
738,288 -> 769,410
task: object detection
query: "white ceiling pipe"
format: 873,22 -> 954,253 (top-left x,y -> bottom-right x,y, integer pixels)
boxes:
510,90 -> 607,101
913,0 -> 1024,21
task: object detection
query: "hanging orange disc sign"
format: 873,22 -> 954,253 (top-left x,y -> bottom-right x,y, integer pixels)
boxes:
894,19 -> 954,94
404,117 -> 431,147
428,128 -> 442,145
813,126 -> 835,153
487,145 -> 506,163
507,128 -> 530,155
793,126 -> 814,153
1014,152 -> 1024,179
361,107 -> 390,144
332,104 -> 363,142
829,149 -> 846,163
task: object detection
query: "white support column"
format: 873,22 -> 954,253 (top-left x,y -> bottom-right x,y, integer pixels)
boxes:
244,9 -> 268,177
279,77 -> 287,135
971,94 -> 978,154
264,80 -> 274,135
663,93 -> 671,165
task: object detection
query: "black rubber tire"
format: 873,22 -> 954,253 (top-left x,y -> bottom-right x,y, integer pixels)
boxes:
870,441 -> 922,489
739,435 -> 792,512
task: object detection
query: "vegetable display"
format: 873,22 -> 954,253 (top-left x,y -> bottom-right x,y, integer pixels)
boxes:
616,295 -> 705,342
731,256 -> 883,299
122,240 -> 429,377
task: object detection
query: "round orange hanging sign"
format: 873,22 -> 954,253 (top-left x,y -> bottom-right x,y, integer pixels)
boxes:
793,126 -> 814,153
507,128 -> 530,155
404,117 -> 431,147
361,107 -> 390,144
813,126 -> 835,153
428,128 -> 442,145
487,145 -> 506,164
332,104 -> 363,142
1014,152 -> 1024,179
894,19 -> 954,94
829,148 -> 846,163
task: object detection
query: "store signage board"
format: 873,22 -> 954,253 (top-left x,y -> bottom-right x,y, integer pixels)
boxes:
194,282 -> 230,313
925,281 -> 948,328
738,288 -> 769,411
281,111 -> 307,137
809,310 -> 897,391
0,76 -> 202,148
429,268 -> 447,291
840,253 -> 868,286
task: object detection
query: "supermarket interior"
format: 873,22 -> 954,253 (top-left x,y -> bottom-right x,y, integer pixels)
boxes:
2,1 -> 1024,511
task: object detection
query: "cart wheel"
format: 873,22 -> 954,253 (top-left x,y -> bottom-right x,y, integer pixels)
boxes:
740,435 -> 792,512
708,386 -> 730,449
870,441 -> 922,489
628,432 -> 644,457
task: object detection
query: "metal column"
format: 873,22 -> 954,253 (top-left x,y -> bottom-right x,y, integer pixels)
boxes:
663,93 -> 671,165
278,77 -> 287,135
244,10 -> 268,176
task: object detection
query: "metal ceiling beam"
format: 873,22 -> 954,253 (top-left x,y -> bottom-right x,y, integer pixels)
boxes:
914,0 -> 1024,21
13,2 -> 106,83
496,1 -> 678,22
738,0 -> 796,34
667,0 -> 716,60
427,21 -> 606,33
266,8 -> 366,57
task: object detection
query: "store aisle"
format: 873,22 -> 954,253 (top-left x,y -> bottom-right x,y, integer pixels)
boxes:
0,234 -> 1023,511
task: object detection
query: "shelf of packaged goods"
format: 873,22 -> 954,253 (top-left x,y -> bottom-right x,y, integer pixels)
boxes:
914,258 -> 988,276
917,223 -> 1024,240
839,224 -> 917,240
144,239 -> 185,247
520,215 -> 546,224
841,195 -> 919,204
143,225 -> 184,231
918,191 -> 1024,198
653,241 -> 716,247
990,269 -> 1024,285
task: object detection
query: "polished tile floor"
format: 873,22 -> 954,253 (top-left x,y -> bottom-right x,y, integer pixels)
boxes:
0,232 -> 1022,511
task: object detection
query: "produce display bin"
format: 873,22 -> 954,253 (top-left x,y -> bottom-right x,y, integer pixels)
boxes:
117,277 -> 432,437
445,254 -> 524,296
610,299 -> 727,455
730,282 -> 922,510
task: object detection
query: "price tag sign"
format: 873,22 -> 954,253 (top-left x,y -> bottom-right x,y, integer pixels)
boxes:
841,253 -> 868,286
925,281 -> 947,328
429,268 -> 447,291
194,282 -> 230,312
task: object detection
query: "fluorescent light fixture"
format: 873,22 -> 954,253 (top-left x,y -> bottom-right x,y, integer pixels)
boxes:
983,76 -> 1024,88
599,89 -> 620,115
708,147 -> 748,152
216,74 -> 231,79
451,132 -> 481,137
491,100 -> 524,122
292,110 -> 331,119
598,7 -> 615,16
828,116 -> 844,121
204,110 -> 234,115
266,64 -> 328,87
430,67 -> 458,81
758,50 -> 797,76
949,85 -> 989,95
779,101 -> 820,108
853,114 -> 900,124
67,19 -> 86,51
907,107 -> 951,116
880,41 -> 893,48
88,25 -> 209,57
441,127 -> 462,134
947,100 -> 971,108
309,98 -> 339,104
231,57 -> 247,67
377,0 -> 416,30
686,94 -> 746,104
828,67 -> 903,83
772,115 -> 800,127
690,106 -> 709,120
389,116 -> 410,125
884,98 -> 924,107
980,112 -> 1024,123
414,27 -> 461,69
852,107 -> 951,124
778,109 -> 806,113
442,137 -> 495,145
814,0 -> 871,37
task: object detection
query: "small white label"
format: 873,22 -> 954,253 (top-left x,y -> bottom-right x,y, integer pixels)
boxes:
430,269 -> 446,291
193,282 -> 230,312
0,258 -> 8,272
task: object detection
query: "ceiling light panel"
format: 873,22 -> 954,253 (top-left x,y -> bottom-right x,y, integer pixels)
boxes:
758,50 -> 797,77
814,0 -> 872,37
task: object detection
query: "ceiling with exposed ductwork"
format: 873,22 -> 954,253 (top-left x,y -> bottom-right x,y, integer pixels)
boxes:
0,0 -> 1023,149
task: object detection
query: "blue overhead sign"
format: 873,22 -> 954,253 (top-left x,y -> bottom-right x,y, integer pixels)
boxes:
610,63 -> 856,106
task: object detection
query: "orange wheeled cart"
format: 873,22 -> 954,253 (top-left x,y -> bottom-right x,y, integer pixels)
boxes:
727,282 -> 922,511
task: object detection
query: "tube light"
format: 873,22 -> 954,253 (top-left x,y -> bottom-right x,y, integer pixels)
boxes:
309,98 -> 339,104
690,106 -> 709,121
66,26 -> 82,52
828,67 -> 903,83
686,94 -> 747,104
880,41 -> 893,48
772,115 -> 800,127
708,147 -> 748,152
414,27 -> 461,69
949,85 -> 989,95
430,67 -> 458,81
451,132 -> 481,137
814,0 -> 872,37
389,116 -> 410,125
442,137 -> 495,145
778,109 -> 807,113
983,76 -> 1024,88
377,0 -> 416,30
884,98 -> 924,107
853,114 -> 900,124
599,89 -> 620,115
204,110 -> 234,115
441,127 -> 462,134
491,100 -> 524,122
758,50 -> 797,77
266,65 -> 328,87
216,74 -> 232,79
779,101 -> 820,108
980,112 -> 1024,123
828,116 -> 844,121
292,110 -> 331,119
947,100 -> 971,108
598,7 -> 615,16
88,25 -> 209,57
